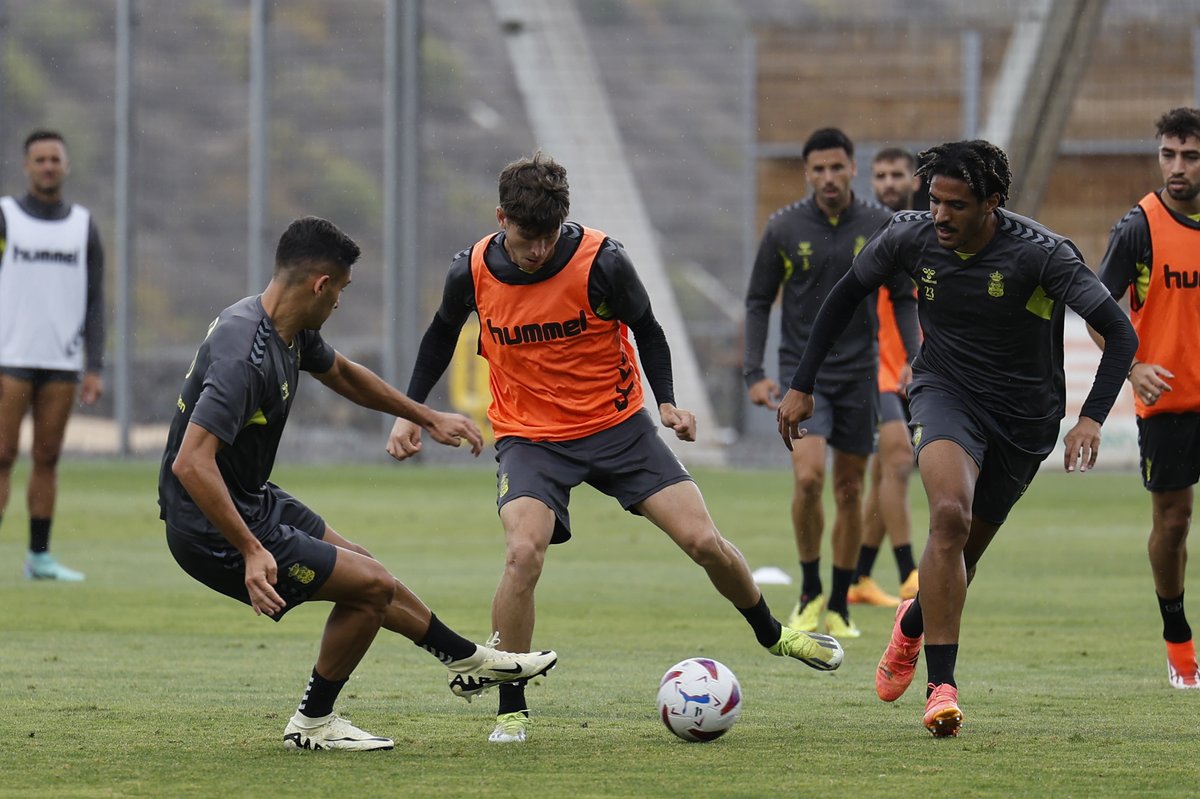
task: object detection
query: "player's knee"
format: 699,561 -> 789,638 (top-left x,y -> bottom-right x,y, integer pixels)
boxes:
504,538 -> 547,580
680,528 -> 727,568
357,561 -> 395,611
927,496 -> 971,539
793,471 -> 823,501
0,446 -> 18,472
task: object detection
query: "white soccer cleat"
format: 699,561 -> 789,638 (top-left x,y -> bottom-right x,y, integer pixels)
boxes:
447,633 -> 558,702
282,712 -> 394,751
24,552 -> 85,582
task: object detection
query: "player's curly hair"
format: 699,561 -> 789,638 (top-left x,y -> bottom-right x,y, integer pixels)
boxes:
498,150 -> 570,237
1155,107 -> 1200,142
916,140 -> 1011,206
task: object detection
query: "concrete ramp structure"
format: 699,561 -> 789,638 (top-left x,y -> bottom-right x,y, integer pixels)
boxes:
490,0 -> 724,465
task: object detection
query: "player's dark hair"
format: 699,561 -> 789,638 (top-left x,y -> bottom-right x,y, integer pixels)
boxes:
802,127 -> 854,160
873,146 -> 915,170
273,216 -> 361,284
24,129 -> 65,152
498,150 -> 570,237
1155,107 -> 1200,143
916,140 -> 1011,206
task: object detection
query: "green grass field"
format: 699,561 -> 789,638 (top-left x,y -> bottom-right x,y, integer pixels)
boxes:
3,459 -> 1198,798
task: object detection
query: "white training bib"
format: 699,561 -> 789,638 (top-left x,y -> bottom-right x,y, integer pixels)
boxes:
0,195 -> 91,371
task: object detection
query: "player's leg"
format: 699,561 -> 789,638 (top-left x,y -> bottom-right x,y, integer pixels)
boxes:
878,416 -> 918,594
825,448 -> 868,636
853,394 -> 908,606
24,377 -> 83,581
0,373 -> 33,520
1149,488 -> 1198,687
636,481 -> 842,672
788,435 -> 827,629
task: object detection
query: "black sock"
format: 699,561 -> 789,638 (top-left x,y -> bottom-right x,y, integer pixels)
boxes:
414,613 -> 477,663
900,595 -> 924,639
855,546 -> 879,580
30,517 -> 51,554
925,643 -> 959,691
738,594 -> 783,647
1159,592 -> 1192,644
894,545 -> 916,582
298,668 -> 346,719
800,558 -> 822,601
497,682 -> 528,716
826,566 -> 856,617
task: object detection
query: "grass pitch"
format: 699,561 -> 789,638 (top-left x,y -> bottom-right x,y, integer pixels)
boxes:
2,459 -> 1199,798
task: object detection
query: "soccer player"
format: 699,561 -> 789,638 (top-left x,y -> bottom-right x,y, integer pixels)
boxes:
848,147 -> 923,608
0,130 -> 104,581
743,128 -> 920,638
1094,107 -> 1200,689
159,216 -> 558,751
777,140 -> 1137,736
390,151 -> 845,744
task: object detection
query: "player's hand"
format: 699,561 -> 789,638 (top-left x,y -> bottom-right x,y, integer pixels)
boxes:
1129,362 -> 1173,407
776,389 -> 813,452
748,378 -> 782,410
1063,416 -> 1102,473
660,403 -> 696,442
243,547 -> 284,617
80,372 -> 103,405
425,411 -> 484,456
386,417 -> 423,461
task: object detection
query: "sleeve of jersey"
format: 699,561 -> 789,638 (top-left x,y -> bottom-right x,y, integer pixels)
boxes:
743,227 -> 783,387
190,359 -> 267,446
298,331 -> 336,374
1047,247 -> 1138,424
1096,207 -> 1149,299
84,220 -> 106,372
407,257 -> 475,402
788,271 -> 874,393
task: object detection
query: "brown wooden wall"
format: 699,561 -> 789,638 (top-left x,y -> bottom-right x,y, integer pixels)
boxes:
755,20 -> 1194,266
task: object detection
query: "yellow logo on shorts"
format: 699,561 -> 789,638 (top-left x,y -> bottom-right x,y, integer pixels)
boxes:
912,424 -> 923,448
499,472 -> 509,498
1144,457 -> 1153,484
288,563 -> 316,584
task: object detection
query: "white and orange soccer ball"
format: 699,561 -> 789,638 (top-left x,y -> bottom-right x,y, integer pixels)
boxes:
655,657 -> 742,742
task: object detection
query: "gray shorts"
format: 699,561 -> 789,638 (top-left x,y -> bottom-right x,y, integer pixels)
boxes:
908,381 -> 1053,526
165,487 -> 335,621
1137,412 -> 1200,492
494,409 -> 693,544
803,376 -> 878,455
879,391 -> 909,424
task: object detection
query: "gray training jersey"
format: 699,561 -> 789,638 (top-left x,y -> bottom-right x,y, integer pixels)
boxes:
158,295 -> 335,538
852,209 -> 1112,426
744,195 -> 898,385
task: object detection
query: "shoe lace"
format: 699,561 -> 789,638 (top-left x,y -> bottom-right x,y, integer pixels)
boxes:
484,631 -> 502,649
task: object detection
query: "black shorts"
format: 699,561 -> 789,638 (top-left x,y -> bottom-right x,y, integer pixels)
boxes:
494,409 -> 693,544
165,487 -> 335,621
804,376 -> 878,455
0,366 -> 80,386
1137,412 -> 1200,492
908,382 -> 1053,526
879,391 -> 910,425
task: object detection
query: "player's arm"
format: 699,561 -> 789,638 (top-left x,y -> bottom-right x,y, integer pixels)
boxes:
884,270 -> 921,389
171,422 -> 285,617
80,218 -> 106,405
593,239 -> 695,441
314,351 -> 482,457
386,255 -> 477,459
743,228 -> 785,409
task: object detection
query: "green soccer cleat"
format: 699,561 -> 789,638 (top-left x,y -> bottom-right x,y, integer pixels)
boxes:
488,711 -> 530,743
769,625 -> 844,671
824,609 -> 862,639
786,593 -> 826,632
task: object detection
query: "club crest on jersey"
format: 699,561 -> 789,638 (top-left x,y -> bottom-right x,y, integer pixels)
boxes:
987,271 -> 1005,298
281,381 -> 290,401
853,235 -> 867,257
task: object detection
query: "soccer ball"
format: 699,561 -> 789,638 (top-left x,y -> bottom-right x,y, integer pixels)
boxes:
656,657 -> 742,742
